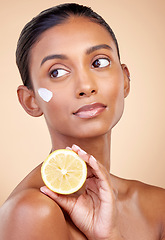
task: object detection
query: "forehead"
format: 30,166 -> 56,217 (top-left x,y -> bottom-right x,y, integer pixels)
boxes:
31,17 -> 117,57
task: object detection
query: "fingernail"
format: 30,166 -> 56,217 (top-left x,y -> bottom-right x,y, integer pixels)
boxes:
90,155 -> 97,162
79,149 -> 87,155
72,144 -> 81,150
40,187 -> 47,195
72,144 -> 87,155
66,146 -> 72,150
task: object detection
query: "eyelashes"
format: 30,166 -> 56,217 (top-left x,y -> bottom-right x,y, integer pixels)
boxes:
92,58 -> 111,69
49,69 -> 69,78
49,57 -> 111,79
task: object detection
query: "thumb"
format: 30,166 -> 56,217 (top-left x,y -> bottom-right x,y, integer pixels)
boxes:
40,186 -> 76,214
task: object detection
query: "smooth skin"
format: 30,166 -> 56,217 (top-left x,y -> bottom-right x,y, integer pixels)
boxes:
0,17 -> 165,240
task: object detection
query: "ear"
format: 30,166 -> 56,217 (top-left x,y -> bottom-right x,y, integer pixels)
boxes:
121,64 -> 130,98
17,85 -> 43,117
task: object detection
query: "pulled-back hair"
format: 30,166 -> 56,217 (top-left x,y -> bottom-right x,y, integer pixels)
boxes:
16,3 -> 120,89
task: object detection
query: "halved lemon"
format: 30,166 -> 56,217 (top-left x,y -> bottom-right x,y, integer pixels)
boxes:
41,149 -> 87,195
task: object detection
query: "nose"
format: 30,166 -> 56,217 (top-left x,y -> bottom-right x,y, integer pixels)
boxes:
75,70 -> 98,98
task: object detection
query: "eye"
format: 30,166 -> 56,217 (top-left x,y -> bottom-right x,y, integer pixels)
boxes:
49,69 -> 69,78
92,58 -> 110,69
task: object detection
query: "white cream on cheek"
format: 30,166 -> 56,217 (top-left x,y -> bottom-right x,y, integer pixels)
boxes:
38,88 -> 53,102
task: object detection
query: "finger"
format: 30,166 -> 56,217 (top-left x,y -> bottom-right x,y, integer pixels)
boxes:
71,145 -> 112,198
71,144 -> 86,154
72,144 -> 95,164
71,145 -> 97,177
40,186 -> 76,215
66,146 -> 72,150
72,145 -> 110,183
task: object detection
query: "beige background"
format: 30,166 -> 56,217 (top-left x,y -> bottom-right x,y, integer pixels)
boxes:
0,0 -> 165,206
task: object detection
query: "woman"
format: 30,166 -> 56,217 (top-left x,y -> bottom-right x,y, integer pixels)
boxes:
0,3 -> 164,239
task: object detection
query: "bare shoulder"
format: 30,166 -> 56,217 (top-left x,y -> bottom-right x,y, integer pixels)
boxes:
0,188 -> 69,240
131,180 -> 165,238
112,174 -> 165,238
134,180 -> 165,214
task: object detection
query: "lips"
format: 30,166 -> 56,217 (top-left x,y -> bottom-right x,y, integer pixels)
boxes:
73,103 -> 106,119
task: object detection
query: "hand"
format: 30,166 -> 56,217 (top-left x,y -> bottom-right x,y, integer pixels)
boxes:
40,145 -> 122,240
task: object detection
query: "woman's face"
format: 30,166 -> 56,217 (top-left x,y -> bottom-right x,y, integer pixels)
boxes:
29,17 -> 129,139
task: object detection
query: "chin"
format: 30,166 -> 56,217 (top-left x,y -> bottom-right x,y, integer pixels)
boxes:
69,123 -> 113,139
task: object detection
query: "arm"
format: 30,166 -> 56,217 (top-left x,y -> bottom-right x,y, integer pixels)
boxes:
139,183 -> 165,240
160,193 -> 165,240
0,189 -> 70,240
41,145 -> 124,240
160,214 -> 165,239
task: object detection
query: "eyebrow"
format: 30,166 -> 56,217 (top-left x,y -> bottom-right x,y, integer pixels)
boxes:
86,44 -> 112,55
40,44 -> 112,66
41,54 -> 68,66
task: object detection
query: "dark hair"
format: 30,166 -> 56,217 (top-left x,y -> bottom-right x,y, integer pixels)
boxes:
16,3 -> 120,89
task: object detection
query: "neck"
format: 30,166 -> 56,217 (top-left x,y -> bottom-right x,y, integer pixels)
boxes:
50,132 -> 111,172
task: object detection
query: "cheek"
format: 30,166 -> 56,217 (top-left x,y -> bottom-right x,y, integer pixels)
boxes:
109,77 -> 125,109
102,75 -> 125,124
111,80 -> 125,124
37,88 -> 69,126
38,88 -> 53,102
37,87 -> 61,121
101,73 -> 124,103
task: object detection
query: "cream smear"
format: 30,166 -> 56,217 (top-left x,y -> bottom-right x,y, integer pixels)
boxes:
38,88 -> 53,102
